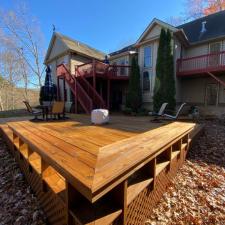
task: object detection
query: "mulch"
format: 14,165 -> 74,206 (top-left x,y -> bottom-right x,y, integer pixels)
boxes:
146,119 -> 225,225
0,138 -> 46,225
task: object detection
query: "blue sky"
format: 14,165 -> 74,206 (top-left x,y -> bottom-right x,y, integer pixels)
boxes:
1,0 -> 185,53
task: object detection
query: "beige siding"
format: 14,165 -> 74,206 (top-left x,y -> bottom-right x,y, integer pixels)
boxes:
110,55 -> 130,76
183,44 -> 208,58
179,75 -> 225,116
142,24 -> 161,42
48,37 -> 68,62
183,39 -> 225,58
70,54 -> 90,74
48,55 -> 70,102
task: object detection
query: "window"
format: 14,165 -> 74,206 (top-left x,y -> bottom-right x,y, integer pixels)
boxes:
209,42 -> 221,66
143,71 -> 150,92
205,83 -> 218,106
119,59 -> 126,75
144,46 -> 152,68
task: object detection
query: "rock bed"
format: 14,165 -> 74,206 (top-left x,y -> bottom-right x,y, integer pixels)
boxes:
146,120 -> 225,225
0,138 -> 46,225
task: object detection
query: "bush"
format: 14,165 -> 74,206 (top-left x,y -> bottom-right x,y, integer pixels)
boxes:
122,107 -> 132,115
126,57 -> 142,113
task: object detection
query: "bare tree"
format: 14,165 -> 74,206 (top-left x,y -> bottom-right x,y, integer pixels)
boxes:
0,2 -> 45,88
167,0 -> 225,26
0,49 -> 22,110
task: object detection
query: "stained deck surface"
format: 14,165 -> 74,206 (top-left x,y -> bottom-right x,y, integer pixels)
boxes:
6,114 -> 196,202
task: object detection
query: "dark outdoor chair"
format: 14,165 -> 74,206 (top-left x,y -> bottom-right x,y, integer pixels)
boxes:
23,101 -> 42,121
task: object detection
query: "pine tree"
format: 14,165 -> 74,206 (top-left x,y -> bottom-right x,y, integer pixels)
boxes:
153,29 -> 176,112
153,29 -> 167,111
126,57 -> 142,112
164,30 -> 176,111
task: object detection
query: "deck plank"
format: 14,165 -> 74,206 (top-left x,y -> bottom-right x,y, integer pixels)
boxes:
6,115 -> 196,202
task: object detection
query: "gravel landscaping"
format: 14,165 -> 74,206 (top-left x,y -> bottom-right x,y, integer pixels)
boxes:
0,119 -> 224,225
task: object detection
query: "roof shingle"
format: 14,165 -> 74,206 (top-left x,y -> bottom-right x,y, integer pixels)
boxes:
177,10 -> 225,44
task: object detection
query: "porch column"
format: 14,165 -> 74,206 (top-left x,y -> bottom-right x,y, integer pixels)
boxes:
57,77 -> 61,101
107,79 -> 110,109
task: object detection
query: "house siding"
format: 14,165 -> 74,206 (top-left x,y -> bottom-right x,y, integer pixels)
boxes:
182,38 -> 225,59
179,75 -> 225,116
70,54 -> 90,74
48,37 -> 68,62
48,54 -> 71,106
142,24 -> 161,41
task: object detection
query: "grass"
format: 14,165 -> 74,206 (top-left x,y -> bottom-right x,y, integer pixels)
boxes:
0,109 -> 29,118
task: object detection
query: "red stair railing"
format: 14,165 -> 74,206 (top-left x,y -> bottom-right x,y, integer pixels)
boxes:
57,64 -> 93,114
76,67 -> 106,109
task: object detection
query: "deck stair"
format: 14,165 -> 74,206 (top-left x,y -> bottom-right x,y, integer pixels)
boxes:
57,64 -> 106,114
76,68 -> 106,109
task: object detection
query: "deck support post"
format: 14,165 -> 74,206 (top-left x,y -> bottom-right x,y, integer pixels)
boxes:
74,78 -> 78,114
107,79 -> 111,109
63,78 -> 66,102
93,59 -> 96,90
57,77 -> 60,101
112,180 -> 128,225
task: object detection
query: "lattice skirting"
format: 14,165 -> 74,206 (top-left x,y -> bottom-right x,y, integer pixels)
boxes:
0,130 -> 67,225
125,149 -> 185,225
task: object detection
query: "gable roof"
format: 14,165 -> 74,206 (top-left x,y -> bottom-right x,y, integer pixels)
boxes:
109,44 -> 136,57
177,10 -> 225,44
44,32 -> 106,63
136,18 -> 178,44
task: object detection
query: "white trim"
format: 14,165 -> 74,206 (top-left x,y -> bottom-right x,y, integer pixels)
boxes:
136,18 -> 178,44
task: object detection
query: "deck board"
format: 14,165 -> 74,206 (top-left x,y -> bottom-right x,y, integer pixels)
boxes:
6,114 -> 196,202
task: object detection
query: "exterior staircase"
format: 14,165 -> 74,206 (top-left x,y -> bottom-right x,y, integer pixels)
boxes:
56,64 -> 106,114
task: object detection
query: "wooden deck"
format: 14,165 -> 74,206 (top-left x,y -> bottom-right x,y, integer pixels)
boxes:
0,114 -> 202,225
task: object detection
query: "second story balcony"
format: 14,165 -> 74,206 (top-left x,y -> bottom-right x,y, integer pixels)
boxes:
177,51 -> 225,76
76,60 -> 130,80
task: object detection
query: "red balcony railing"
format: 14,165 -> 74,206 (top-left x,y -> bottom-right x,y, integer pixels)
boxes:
177,51 -> 225,76
76,60 -> 130,78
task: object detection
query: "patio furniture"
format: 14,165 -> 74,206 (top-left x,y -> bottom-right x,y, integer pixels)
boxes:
91,109 -> 109,124
149,102 -> 168,121
48,101 -> 65,120
163,103 -> 187,120
23,101 -> 42,121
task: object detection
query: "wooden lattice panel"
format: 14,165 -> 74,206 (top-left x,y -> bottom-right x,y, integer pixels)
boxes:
126,151 -> 184,225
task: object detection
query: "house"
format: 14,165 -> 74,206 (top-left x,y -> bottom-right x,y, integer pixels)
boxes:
45,10 -> 225,116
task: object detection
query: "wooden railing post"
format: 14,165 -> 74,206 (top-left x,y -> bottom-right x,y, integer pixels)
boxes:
107,79 -> 110,110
